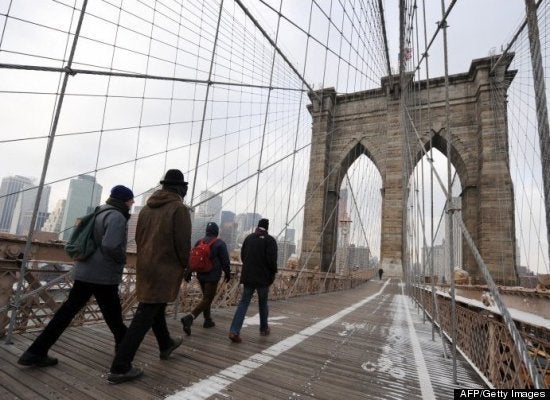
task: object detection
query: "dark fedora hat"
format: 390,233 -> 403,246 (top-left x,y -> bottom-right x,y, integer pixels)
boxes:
160,169 -> 188,186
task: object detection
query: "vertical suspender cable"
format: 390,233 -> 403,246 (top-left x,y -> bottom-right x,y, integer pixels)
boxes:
378,0 -> 392,76
5,0 -> 90,344
421,0 -> 441,349
439,0 -> 457,383
190,0 -> 225,207
399,0 -> 412,287
164,1 -> 186,173
252,0 -> 283,220
283,0 -> 314,248
525,0 -> 550,270
130,1 -> 157,189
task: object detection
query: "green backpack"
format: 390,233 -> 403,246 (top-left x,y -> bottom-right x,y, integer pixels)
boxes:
65,207 -> 109,261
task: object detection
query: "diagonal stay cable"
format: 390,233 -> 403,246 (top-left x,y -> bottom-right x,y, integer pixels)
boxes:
232,0 -> 315,96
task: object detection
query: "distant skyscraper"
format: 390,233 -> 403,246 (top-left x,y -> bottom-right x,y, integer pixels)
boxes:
127,205 -> 143,253
277,240 -> 296,269
220,210 -> 237,251
348,245 -> 371,269
191,190 -> 223,244
10,184 -> 51,235
284,228 -> 296,243
423,242 -> 447,283
338,188 -> 348,220
59,175 -> 102,241
199,190 -> 222,222
0,175 -> 50,234
235,212 -> 262,244
42,199 -> 66,233
447,196 -> 462,268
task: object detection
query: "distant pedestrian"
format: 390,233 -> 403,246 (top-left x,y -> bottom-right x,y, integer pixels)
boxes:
378,268 -> 384,280
228,218 -> 277,343
18,185 -> 135,367
107,169 -> 191,384
180,222 -> 231,334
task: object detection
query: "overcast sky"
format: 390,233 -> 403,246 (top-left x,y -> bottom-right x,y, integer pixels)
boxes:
0,0 -> 545,270
0,0 -> 527,204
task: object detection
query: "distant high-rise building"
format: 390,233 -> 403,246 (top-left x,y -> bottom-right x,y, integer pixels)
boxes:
10,184 -> 51,235
220,210 -> 237,251
338,188 -> 348,220
127,205 -> 143,253
348,245 -> 371,269
448,196 -> 462,268
59,175 -> 102,241
235,212 -> 262,245
423,242 -> 447,283
191,190 -> 223,244
0,175 -> 50,235
42,199 -> 66,233
199,190 -> 222,221
284,228 -> 296,243
0,175 -> 34,233
278,240 -> 296,269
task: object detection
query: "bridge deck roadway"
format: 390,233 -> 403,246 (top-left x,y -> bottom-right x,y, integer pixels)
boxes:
0,279 -> 485,399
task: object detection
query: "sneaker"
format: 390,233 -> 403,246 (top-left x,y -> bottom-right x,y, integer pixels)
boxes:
203,319 -> 215,328
159,337 -> 183,360
107,367 -> 144,384
260,327 -> 271,336
228,332 -> 242,343
180,314 -> 193,336
18,351 -> 58,367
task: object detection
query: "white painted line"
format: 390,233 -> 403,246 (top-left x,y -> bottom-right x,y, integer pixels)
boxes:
400,284 -> 436,400
165,281 -> 390,400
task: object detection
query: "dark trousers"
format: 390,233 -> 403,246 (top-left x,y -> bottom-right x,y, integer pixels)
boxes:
27,280 -> 127,356
110,302 -> 172,373
191,281 -> 218,320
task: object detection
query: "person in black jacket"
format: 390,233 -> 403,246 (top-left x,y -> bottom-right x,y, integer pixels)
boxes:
180,222 -> 231,335
228,218 -> 277,343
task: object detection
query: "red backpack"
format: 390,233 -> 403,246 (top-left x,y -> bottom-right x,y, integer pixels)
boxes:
188,238 -> 218,272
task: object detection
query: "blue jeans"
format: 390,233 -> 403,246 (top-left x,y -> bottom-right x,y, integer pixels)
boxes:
229,285 -> 269,335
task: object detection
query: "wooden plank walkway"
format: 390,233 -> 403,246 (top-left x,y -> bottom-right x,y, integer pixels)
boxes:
0,279 -> 485,399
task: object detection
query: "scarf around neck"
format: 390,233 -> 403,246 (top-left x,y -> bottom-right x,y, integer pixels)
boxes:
106,197 -> 131,220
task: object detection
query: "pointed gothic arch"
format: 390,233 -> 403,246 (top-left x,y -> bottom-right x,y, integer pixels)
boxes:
301,55 -> 519,285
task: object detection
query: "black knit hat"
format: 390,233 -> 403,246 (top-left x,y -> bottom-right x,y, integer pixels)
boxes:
110,185 -> 134,202
160,169 -> 188,186
206,222 -> 219,236
258,218 -> 269,230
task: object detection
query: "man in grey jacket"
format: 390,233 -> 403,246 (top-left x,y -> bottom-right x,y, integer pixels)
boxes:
18,185 -> 134,367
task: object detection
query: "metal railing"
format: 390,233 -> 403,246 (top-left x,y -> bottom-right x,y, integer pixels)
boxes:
411,285 -> 550,389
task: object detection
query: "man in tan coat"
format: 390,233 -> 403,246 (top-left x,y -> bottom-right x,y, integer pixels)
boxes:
107,169 -> 191,384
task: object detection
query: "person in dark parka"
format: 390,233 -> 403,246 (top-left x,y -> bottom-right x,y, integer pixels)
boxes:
180,221 -> 231,335
107,169 -> 191,384
228,218 -> 277,343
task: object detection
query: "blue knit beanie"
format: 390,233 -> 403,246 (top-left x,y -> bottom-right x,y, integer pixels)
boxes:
110,185 -> 134,202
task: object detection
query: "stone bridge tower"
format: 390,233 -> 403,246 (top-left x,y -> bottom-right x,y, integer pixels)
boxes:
301,55 -> 519,286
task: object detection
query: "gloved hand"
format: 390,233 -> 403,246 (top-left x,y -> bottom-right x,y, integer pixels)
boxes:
184,270 -> 192,283
224,271 -> 231,283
